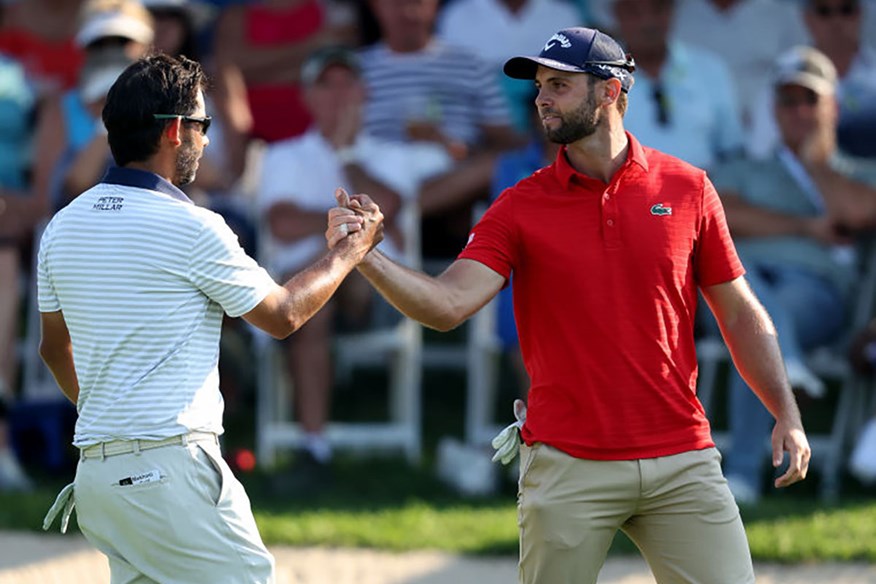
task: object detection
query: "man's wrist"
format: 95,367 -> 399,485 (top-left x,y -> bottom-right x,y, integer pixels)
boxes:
357,248 -> 381,272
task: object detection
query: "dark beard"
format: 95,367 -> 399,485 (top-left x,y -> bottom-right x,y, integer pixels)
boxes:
543,91 -> 600,144
174,135 -> 199,186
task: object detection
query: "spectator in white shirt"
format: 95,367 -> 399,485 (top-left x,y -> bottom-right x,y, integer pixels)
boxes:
672,0 -> 809,126
610,0 -> 745,171
257,46 -> 438,476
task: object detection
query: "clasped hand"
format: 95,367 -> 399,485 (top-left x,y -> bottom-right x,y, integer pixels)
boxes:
326,187 -> 384,257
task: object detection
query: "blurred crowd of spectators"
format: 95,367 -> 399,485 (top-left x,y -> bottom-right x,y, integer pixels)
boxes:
3,0 -> 876,503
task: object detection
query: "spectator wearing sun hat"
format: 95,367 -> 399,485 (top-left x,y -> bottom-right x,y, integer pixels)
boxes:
711,45 -> 876,504
31,0 -> 155,214
747,0 -> 876,159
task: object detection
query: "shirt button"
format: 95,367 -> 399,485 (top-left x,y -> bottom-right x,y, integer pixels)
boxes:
604,193 -> 611,200
606,219 -> 614,226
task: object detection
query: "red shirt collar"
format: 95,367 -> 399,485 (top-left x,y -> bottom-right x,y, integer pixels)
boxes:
553,131 -> 649,190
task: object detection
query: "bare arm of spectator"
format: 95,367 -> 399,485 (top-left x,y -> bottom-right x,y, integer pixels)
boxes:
480,123 -> 527,153
720,190 -> 847,245
798,98 -> 876,231
31,95 -> 67,219
267,201 -> 331,244
63,133 -> 111,202
418,151 -> 501,216
209,62 -> 253,182
268,167 -> 401,245
807,165 -> 876,232
0,193 -> 34,240
213,5 -> 333,86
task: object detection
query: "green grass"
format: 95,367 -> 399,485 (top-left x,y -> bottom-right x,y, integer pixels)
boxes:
257,502 -> 516,553
8,458 -> 876,562
8,330 -> 876,562
743,499 -> 876,562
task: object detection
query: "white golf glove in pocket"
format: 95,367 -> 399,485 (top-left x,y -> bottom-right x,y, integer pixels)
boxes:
491,399 -> 527,465
43,482 -> 75,534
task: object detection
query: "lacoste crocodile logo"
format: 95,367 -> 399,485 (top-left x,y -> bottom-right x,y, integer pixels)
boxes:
650,203 -> 672,216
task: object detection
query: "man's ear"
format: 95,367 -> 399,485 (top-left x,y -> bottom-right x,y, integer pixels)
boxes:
602,78 -> 622,107
162,117 -> 183,147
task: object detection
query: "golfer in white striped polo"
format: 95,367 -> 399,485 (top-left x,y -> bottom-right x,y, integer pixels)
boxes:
37,54 -> 384,583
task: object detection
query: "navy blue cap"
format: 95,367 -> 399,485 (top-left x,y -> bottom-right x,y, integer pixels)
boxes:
504,27 -> 636,93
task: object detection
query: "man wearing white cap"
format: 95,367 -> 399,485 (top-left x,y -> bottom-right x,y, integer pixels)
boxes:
32,0 -> 155,211
76,0 -> 155,56
712,45 -> 876,504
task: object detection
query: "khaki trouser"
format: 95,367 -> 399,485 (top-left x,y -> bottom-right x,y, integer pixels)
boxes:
73,434 -> 274,584
518,444 -> 754,584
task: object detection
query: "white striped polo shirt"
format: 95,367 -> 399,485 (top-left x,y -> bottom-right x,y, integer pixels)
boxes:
358,40 -> 512,147
37,167 -> 276,447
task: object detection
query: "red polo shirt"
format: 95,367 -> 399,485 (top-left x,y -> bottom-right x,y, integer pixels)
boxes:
458,133 -> 744,460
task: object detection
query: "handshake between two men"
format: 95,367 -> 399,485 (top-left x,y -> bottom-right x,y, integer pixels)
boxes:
325,187 -> 384,257
322,187 -> 526,467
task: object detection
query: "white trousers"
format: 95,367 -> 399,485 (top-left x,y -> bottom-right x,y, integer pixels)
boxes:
74,436 -> 275,583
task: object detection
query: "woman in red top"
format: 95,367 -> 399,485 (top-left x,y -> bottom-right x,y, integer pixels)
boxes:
0,0 -> 84,97
214,0 -> 353,143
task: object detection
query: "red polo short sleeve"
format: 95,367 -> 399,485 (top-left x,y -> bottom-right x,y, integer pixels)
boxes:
459,134 -> 744,460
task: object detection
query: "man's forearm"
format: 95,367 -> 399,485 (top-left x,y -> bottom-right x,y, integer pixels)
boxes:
722,194 -> 811,238
357,251 -> 462,332
720,302 -> 802,425
40,351 -> 79,405
419,152 -> 499,216
806,162 -> 876,230
276,245 -> 361,334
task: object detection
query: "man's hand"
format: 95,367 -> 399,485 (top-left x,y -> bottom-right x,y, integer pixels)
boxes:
802,216 -> 854,246
771,420 -> 811,488
326,188 -> 384,260
330,103 -> 361,150
799,99 -> 838,168
326,188 -> 364,248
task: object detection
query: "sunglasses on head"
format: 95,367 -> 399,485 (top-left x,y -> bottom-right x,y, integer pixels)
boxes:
153,113 -> 212,135
584,54 -> 637,73
813,2 -> 859,18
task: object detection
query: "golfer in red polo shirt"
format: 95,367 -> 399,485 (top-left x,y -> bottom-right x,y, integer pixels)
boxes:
327,27 -> 810,584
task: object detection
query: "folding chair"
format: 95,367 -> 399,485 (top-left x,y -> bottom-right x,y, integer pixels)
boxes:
464,294 -> 504,447
461,201 -> 513,447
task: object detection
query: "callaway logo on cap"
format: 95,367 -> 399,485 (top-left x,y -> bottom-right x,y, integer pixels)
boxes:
543,33 -> 572,52
504,27 -> 636,93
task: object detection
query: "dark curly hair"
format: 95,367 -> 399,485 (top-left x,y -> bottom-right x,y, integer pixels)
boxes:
102,53 -> 207,166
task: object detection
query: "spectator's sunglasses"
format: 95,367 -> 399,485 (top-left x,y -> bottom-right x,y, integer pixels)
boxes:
813,2 -> 859,18
153,114 -> 212,135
